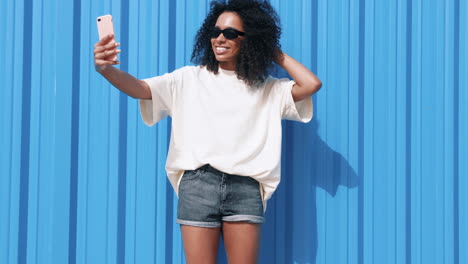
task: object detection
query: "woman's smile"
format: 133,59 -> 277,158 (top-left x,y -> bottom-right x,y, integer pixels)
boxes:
215,46 -> 230,53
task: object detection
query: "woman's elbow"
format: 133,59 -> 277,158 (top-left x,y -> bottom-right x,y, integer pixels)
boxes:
135,80 -> 152,100
310,79 -> 322,95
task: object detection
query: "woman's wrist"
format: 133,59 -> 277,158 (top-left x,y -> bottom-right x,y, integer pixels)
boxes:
95,64 -> 116,75
95,64 -> 107,73
274,48 -> 285,65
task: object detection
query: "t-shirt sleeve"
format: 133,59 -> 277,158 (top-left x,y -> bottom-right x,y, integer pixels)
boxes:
139,72 -> 176,126
277,79 -> 313,122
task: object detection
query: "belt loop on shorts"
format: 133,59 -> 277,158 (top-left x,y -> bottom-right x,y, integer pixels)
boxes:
202,164 -> 214,174
198,164 -> 211,173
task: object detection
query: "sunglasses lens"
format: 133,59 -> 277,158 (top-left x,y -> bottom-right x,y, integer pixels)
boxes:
223,29 -> 238,39
211,28 -> 243,39
211,28 -> 222,38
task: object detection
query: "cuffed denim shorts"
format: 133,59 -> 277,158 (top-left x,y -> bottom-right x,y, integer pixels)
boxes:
177,164 -> 264,228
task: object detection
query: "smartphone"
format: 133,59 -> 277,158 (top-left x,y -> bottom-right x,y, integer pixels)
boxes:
96,14 -> 117,60
97,14 -> 114,39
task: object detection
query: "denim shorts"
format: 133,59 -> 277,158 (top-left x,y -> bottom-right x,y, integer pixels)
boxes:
177,164 -> 264,228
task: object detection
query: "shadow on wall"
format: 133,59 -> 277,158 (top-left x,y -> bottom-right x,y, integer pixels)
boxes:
260,66 -> 359,263
265,118 -> 360,264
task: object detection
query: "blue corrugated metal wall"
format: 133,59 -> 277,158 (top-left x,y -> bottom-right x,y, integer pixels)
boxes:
0,0 -> 466,263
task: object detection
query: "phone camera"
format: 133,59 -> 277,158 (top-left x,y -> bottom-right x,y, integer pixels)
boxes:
98,18 -> 101,22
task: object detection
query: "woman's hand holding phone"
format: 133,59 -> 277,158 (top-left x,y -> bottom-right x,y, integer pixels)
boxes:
94,15 -> 120,72
94,34 -> 121,72
93,14 -> 151,99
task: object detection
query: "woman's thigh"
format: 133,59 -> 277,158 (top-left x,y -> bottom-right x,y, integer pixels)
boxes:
222,222 -> 261,264
181,225 -> 221,264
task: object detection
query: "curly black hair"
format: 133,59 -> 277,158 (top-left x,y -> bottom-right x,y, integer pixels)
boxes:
191,0 -> 281,86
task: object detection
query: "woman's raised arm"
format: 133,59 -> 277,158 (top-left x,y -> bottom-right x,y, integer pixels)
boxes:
94,34 -> 151,99
275,50 -> 322,102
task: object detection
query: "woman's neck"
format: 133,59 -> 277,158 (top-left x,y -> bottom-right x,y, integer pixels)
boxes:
218,61 -> 236,71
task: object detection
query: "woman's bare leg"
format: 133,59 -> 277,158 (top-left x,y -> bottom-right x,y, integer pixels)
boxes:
222,222 -> 261,264
180,225 -> 221,264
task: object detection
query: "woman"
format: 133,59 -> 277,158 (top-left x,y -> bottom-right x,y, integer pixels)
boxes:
94,0 -> 321,263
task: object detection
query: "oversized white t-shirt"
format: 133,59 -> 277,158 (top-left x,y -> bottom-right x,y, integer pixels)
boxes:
139,65 -> 312,211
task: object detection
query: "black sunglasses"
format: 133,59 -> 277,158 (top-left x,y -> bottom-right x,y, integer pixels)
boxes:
210,27 -> 245,40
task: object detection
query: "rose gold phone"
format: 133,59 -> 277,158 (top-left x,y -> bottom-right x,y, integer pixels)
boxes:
97,14 -> 117,60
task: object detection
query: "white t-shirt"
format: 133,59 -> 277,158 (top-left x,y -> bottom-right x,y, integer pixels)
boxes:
139,65 -> 312,211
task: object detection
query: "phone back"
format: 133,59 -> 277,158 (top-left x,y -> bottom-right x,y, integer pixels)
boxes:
97,15 -> 114,40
